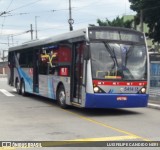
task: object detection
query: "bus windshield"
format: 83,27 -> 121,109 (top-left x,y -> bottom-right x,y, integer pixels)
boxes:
90,42 -> 147,80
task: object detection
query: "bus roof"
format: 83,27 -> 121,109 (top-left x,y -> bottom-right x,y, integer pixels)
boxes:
9,28 -> 87,51
8,26 -> 143,52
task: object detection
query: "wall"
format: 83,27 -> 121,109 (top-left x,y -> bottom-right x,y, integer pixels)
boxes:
0,62 -> 9,74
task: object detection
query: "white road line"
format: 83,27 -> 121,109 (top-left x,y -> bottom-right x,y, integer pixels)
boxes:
0,78 -> 7,81
0,89 -> 15,96
12,88 -> 16,92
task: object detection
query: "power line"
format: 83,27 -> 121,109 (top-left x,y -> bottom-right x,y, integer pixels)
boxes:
0,0 -> 14,35
0,12 -> 135,35
0,0 -> 43,39
0,30 -> 31,37
0,0 -> 136,45
0,0 -> 43,16
6,0 -> 14,11
0,0 -> 13,16
0,8 -> 73,18
8,0 -> 43,13
0,17 -> 6,35
0,42 -> 8,45
0,0 -> 121,18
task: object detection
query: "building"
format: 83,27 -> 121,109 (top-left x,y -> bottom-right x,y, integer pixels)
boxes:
0,50 -> 8,75
0,61 -> 9,74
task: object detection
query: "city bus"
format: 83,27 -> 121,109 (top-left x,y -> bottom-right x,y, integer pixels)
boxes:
149,52 -> 160,88
8,26 -> 149,108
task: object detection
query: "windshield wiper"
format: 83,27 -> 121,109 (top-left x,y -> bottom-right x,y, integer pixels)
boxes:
102,41 -> 119,69
102,41 -> 125,78
121,45 -> 135,79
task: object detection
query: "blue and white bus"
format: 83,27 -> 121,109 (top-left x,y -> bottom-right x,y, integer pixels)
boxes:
8,26 -> 149,108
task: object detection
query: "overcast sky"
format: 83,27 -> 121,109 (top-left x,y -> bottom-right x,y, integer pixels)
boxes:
0,0 -> 135,52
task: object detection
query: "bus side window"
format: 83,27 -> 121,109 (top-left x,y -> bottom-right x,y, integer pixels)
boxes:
39,50 -> 49,75
28,51 -> 34,67
57,45 -> 71,76
19,52 -> 27,67
18,50 -> 33,68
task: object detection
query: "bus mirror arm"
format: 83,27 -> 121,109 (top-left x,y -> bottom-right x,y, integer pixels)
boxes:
84,44 -> 90,60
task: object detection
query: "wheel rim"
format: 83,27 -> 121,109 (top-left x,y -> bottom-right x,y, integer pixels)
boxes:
21,83 -> 25,94
59,90 -> 65,105
16,82 -> 20,92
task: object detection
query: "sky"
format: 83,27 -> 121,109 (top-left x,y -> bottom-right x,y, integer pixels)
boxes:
0,0 -> 135,55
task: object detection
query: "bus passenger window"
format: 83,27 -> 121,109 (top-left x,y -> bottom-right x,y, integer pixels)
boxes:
18,50 -> 33,68
39,52 -> 49,75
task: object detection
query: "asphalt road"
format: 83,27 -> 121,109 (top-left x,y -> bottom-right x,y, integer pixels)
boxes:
0,78 -> 160,150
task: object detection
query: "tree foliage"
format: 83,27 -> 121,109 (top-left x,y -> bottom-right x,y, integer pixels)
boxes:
97,16 -> 133,28
129,0 -> 160,43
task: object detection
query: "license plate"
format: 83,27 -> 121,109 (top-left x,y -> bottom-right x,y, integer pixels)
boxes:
124,86 -> 139,92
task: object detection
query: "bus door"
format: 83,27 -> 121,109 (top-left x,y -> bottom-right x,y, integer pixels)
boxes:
8,52 -> 14,86
71,42 -> 84,104
33,50 -> 39,93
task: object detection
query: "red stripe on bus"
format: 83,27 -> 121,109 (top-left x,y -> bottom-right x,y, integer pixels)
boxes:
93,80 -> 147,86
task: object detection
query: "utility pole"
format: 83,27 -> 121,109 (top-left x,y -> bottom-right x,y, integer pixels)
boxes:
11,35 -> 14,46
7,35 -> 14,46
7,36 -> 10,47
140,10 -> 144,32
68,0 -> 74,31
30,24 -> 33,40
35,16 -> 39,39
3,50 -> 5,62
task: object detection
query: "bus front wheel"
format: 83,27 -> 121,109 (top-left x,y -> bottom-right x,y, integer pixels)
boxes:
57,85 -> 67,109
15,79 -> 21,94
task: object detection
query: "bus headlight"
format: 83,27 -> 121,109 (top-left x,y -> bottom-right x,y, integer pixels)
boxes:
141,87 -> 146,94
137,87 -> 146,94
94,87 -> 99,93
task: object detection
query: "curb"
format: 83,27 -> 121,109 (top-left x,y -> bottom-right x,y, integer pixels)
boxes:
0,74 -> 7,78
148,103 -> 160,110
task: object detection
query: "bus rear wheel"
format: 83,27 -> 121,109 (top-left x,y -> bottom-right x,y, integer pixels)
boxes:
21,80 -> 27,96
57,85 -> 67,109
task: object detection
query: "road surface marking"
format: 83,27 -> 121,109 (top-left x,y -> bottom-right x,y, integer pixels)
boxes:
63,109 -> 150,142
67,135 -> 138,141
0,148 -> 15,150
0,89 -> 15,96
40,135 -> 140,147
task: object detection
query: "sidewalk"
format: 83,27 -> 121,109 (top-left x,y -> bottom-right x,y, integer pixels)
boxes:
149,88 -> 160,110
0,74 -> 7,78
148,99 -> 160,110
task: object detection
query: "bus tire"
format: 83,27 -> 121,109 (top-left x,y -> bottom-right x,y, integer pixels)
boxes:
21,80 -> 27,96
15,79 -> 21,94
57,85 -> 68,109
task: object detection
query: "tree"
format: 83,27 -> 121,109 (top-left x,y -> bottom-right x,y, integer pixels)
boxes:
129,0 -> 160,43
97,16 -> 133,28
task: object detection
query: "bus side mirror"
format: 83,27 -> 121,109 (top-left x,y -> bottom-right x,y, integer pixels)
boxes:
84,45 -> 90,60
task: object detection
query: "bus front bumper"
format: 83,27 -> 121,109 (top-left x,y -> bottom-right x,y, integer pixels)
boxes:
85,93 -> 149,108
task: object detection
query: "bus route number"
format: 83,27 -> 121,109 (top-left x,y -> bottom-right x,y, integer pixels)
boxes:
124,87 -> 139,92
